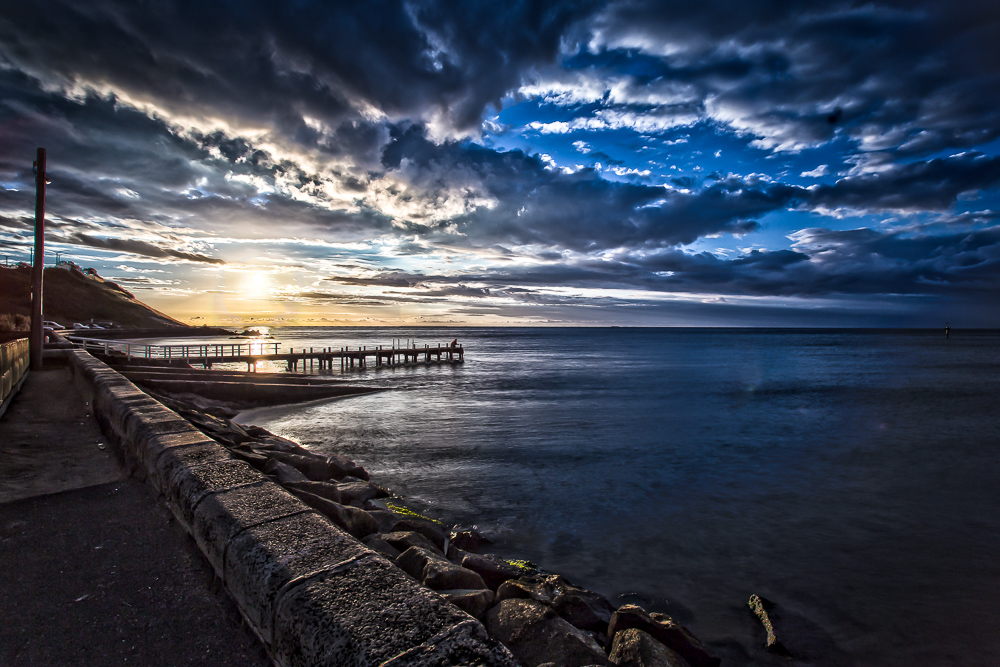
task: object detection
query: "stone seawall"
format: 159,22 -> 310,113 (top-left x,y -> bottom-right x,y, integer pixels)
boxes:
66,349 -> 518,666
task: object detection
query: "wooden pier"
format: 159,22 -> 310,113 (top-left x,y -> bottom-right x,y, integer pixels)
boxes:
67,337 -> 464,372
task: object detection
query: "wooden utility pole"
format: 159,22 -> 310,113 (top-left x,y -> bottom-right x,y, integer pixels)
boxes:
30,147 -> 46,370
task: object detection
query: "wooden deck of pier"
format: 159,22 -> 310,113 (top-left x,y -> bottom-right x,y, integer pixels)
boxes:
68,338 -> 464,372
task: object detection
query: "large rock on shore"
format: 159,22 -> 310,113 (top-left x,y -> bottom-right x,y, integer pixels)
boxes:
367,509 -> 404,533
284,488 -> 377,538
263,458 -> 310,484
283,480 -> 343,503
326,453 -> 369,480
439,588 -> 496,620
485,598 -> 612,667
609,628 -> 688,667
396,546 -> 489,592
267,451 -> 338,481
608,605 -> 719,667
451,527 -> 491,552
361,533 -> 401,559
392,516 -> 449,550
461,553 -> 525,591
382,530 -> 445,558
336,480 -> 387,504
498,574 -> 616,634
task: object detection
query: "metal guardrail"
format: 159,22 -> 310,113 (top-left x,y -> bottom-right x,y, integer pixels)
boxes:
67,337 -> 280,360
1,337 -> 30,407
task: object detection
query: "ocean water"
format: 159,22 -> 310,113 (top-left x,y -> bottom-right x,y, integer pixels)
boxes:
226,327 -> 999,666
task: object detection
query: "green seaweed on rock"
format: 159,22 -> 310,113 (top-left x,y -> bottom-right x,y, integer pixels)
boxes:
502,558 -> 537,572
384,501 -> 444,525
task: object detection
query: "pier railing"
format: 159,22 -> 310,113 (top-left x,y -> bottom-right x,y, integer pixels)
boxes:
66,338 -> 281,360
64,336 -> 463,372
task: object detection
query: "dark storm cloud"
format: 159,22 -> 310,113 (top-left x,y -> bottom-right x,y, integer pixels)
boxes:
810,153 -> 1000,211
330,273 -> 421,288
321,220 -> 1000,302
0,0 -> 998,325
63,232 -> 225,265
587,0 -> 1000,154
382,126 -> 799,249
0,0 -> 598,137
0,69 -> 396,240
379,128 -> 1000,255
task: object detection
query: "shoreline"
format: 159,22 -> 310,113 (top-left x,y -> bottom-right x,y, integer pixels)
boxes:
67,347 -> 725,665
176,388 -> 724,666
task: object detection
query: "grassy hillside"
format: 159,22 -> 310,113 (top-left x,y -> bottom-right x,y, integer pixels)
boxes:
0,264 -> 186,329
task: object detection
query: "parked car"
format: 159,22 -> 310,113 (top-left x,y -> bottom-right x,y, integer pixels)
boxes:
43,320 -> 64,329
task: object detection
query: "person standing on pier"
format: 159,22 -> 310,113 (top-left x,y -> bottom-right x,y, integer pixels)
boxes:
451,338 -> 459,348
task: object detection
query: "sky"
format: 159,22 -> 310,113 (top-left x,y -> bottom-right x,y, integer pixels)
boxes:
1,0 -> 999,327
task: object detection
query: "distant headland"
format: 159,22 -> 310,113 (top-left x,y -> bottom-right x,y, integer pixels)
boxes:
0,262 -> 187,331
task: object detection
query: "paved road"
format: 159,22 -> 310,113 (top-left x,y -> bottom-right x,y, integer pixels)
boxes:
0,366 -> 269,666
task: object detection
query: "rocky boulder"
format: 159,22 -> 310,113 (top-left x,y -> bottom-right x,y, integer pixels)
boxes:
336,480 -> 388,505
362,533 -> 402,559
251,434 -> 312,455
283,480 -> 342,503
451,528 -> 491,552
393,516 -> 448,550
382,530 -> 445,558
285,488 -> 377,539
263,458 -> 310,484
268,450 -> 337,481
439,588 -> 496,620
461,553 -> 525,591
485,598 -> 612,667
396,546 -> 488,592
607,605 -> 719,667
367,509 -> 405,534
609,628 -> 687,667
498,574 -> 616,634
327,453 -> 369,480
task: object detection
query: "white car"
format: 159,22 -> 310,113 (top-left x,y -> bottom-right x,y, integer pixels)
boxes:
43,320 -> 64,329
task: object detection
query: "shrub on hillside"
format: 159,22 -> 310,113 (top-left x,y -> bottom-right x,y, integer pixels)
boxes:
0,313 -> 30,331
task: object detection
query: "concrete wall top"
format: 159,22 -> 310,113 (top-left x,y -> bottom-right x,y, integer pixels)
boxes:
67,349 -> 518,667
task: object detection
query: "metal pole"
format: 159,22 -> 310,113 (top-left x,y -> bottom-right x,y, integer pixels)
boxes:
29,148 -> 46,370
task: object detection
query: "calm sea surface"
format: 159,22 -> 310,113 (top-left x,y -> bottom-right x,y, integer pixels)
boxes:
214,327 -> 999,666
